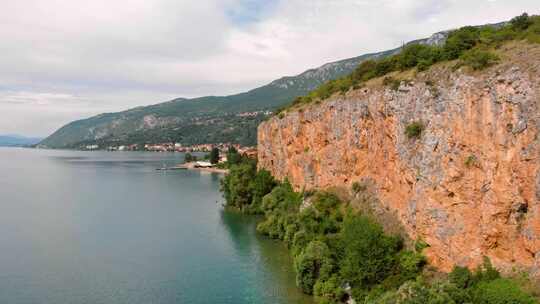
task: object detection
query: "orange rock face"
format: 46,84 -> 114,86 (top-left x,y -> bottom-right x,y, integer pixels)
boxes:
258,45 -> 540,275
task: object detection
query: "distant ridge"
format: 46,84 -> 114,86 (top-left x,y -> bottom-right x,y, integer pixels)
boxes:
40,28 -> 453,149
0,135 -> 42,147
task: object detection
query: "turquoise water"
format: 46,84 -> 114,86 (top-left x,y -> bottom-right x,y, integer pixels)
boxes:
0,148 -> 312,304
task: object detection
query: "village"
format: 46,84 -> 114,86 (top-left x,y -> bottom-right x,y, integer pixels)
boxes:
84,142 -> 256,172
85,142 -> 256,155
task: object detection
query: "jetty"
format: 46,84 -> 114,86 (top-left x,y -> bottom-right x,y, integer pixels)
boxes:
156,161 -> 228,174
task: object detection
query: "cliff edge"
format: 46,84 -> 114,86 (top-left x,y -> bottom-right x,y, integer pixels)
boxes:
258,42 -> 540,275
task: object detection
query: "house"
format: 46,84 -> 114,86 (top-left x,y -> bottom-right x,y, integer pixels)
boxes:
194,161 -> 213,168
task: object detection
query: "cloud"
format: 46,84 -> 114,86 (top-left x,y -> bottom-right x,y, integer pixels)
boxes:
1,92 -> 84,106
0,0 -> 538,136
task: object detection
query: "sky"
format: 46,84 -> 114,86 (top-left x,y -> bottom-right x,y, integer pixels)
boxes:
0,0 -> 538,137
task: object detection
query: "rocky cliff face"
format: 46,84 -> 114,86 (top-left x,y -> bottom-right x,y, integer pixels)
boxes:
258,43 -> 540,275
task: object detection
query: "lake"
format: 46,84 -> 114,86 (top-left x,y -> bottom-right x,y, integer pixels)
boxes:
0,148 -> 313,304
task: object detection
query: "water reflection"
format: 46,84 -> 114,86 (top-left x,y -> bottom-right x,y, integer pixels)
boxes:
0,148 -> 313,304
219,209 -> 314,304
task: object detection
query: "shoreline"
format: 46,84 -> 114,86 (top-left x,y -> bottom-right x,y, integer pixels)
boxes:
192,167 -> 228,174
158,162 -> 229,174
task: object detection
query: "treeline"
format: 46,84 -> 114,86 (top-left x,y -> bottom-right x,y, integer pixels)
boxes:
281,13 -> 540,112
68,114 -> 264,149
220,159 -> 538,303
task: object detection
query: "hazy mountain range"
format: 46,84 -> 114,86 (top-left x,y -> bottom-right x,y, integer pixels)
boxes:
0,135 -> 43,147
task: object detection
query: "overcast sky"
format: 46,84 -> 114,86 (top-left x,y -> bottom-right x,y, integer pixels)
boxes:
1,0 -> 538,137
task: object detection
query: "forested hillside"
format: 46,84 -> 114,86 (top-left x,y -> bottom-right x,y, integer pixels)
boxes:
40,30 -> 449,149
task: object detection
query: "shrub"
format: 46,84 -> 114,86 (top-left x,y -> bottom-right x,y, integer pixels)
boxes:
184,152 -> 197,162
352,60 -> 378,82
226,146 -> 242,166
257,181 -> 302,237
391,281 -> 456,304
291,230 -> 315,256
510,13 -> 533,31
443,26 -> 481,60
464,154 -> 478,168
220,161 -> 257,208
374,56 -> 399,77
472,278 -> 536,304
314,275 -> 345,304
351,181 -> 367,194
397,44 -> 442,71
383,77 -> 401,91
526,21 -> 540,43
209,147 -> 220,164
251,169 -> 276,209
449,266 -> 473,289
439,282 -> 472,304
313,192 -> 342,215
473,257 -> 501,284
414,239 -> 429,252
479,26 -> 516,47
339,215 -> 401,292
294,240 -> 334,294
292,97 -> 303,106
405,121 -> 424,139
417,59 -> 432,72
398,251 -> 426,279
460,49 -> 499,70
220,158 -> 277,213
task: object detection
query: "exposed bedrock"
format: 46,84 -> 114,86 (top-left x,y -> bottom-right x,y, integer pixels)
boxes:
258,44 -> 540,275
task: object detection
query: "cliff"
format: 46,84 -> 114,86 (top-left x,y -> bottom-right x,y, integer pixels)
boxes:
258,42 -> 540,275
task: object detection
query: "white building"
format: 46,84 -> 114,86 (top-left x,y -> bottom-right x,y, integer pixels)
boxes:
195,161 -> 213,168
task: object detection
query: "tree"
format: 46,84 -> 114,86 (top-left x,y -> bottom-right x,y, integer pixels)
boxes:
227,146 -> 241,166
209,147 -> 220,164
339,215 -> 401,291
220,161 -> 257,208
442,26 -> 480,60
251,169 -> 277,207
510,13 -> 532,31
184,152 -> 197,163
472,279 -> 536,304
294,240 -> 334,294
460,49 -> 499,70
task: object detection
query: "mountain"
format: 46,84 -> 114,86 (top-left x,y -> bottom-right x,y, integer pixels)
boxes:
40,31 -> 450,149
0,135 -> 42,147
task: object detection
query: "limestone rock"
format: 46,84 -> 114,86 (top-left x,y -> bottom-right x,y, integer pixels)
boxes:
258,44 -> 540,275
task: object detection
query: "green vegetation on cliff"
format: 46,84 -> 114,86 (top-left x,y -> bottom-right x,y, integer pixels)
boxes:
283,13 -> 540,112
220,159 -> 538,303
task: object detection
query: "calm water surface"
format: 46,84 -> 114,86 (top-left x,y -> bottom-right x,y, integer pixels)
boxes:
0,148 -> 313,304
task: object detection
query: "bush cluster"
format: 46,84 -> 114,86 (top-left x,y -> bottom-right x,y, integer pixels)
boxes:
282,13 -> 540,112
254,184 -> 425,303
405,121 -> 424,139
459,49 -> 500,70
184,152 -> 197,162
376,259 -> 536,304
220,155 -> 276,213
221,159 -> 538,304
